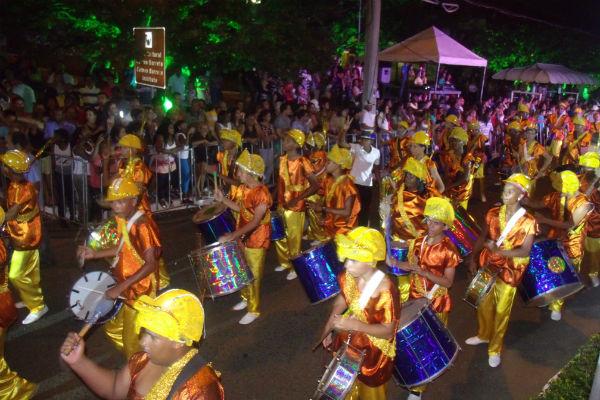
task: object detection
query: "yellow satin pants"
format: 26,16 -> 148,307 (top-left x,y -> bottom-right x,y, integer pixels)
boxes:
398,275 -> 411,303
583,236 -> 600,278
477,279 -> 516,355
158,257 -> 170,290
549,257 -> 581,313
0,328 -> 37,399
460,199 -> 469,211
103,304 -> 139,358
242,247 -> 266,315
9,250 -> 45,313
306,200 -> 329,243
345,381 -> 386,400
274,210 -> 305,270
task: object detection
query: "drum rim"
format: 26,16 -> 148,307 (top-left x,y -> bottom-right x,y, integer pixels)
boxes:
195,204 -> 229,224
387,265 -> 410,276
309,290 -> 341,305
397,298 -> 431,329
291,240 -> 335,261
200,240 -> 239,252
313,342 -> 364,399
394,344 -> 459,388
69,270 -> 120,323
522,282 -> 584,307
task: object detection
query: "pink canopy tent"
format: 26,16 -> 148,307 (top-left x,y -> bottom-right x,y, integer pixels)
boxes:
378,26 -> 488,100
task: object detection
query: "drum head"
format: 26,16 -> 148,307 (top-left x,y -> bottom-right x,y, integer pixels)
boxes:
294,241 -> 333,260
69,271 -> 119,324
398,298 -> 430,329
193,203 -> 226,224
315,342 -> 363,399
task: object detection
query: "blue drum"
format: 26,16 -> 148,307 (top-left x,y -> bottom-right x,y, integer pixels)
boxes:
387,246 -> 410,276
291,241 -> 344,304
393,298 -> 459,388
519,240 -> 583,307
270,211 -> 286,241
192,203 -> 236,245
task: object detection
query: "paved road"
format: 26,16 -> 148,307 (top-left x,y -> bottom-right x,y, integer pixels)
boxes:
5,177 -> 598,399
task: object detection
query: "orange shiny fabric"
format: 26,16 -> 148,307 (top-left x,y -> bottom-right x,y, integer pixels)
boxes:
391,188 -> 427,241
542,192 -> 590,261
586,188 -> 600,238
479,206 -> 537,286
521,141 -> 546,178
309,150 -> 328,175
441,152 -> 475,204
119,159 -> 153,214
323,175 -> 361,236
0,250 -> 16,329
114,215 -> 161,300
389,137 -> 410,170
332,273 -> 400,387
501,135 -> 519,169
127,352 -> 225,400
409,236 -> 461,313
238,184 -> 273,249
469,134 -> 487,159
277,154 -> 314,212
562,132 -> 592,165
6,181 -> 41,250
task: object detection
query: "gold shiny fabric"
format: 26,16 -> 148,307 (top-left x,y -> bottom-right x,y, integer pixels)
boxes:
0,328 -> 37,399
397,275 -> 411,303
9,250 -> 44,312
277,155 -> 314,212
274,209 -> 305,270
521,141 -> 546,178
307,204 -> 330,242
103,303 -> 140,358
158,257 -> 170,290
583,236 -> 600,278
118,158 -> 152,214
469,134 -> 487,179
391,186 -> 427,241
7,181 -> 41,250
345,381 -> 387,400
440,151 -> 476,209
323,175 -> 361,237
241,247 -> 266,314
477,279 -> 517,355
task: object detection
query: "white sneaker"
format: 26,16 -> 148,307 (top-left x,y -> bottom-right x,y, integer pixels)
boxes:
488,354 -> 501,368
238,312 -> 259,325
22,305 -> 49,325
274,265 -> 287,272
551,311 -> 562,321
407,393 -> 422,400
286,271 -> 297,280
232,300 -> 247,311
15,301 -> 26,309
590,275 -> 600,287
465,336 -> 489,345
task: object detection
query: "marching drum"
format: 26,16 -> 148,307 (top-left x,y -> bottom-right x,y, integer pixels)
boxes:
393,298 -> 459,388
387,245 -> 410,276
312,341 -> 365,400
291,241 -> 344,304
444,206 -> 481,257
69,271 -> 122,324
192,203 -> 236,245
190,240 -> 254,299
463,266 -> 497,308
86,218 -> 119,251
270,211 -> 286,241
519,240 -> 583,307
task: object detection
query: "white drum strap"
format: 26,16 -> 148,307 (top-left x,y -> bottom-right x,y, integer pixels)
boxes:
110,210 -> 145,269
358,270 -> 385,310
426,284 -> 440,300
496,207 -> 526,247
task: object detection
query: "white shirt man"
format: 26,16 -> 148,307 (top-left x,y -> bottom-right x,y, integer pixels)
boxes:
360,103 -> 376,132
349,141 -> 380,187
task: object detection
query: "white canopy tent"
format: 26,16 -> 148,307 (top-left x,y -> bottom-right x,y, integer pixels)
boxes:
378,26 -> 488,100
492,63 -> 596,85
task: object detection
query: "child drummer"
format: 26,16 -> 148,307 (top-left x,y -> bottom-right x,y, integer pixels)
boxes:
467,173 -> 537,368
319,227 -> 400,400
579,152 -> 600,287
305,132 -> 330,244
215,150 -> 272,325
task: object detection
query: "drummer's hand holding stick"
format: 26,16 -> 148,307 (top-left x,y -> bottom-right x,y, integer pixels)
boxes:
214,188 -> 241,213
76,245 -> 118,267
315,294 -> 347,351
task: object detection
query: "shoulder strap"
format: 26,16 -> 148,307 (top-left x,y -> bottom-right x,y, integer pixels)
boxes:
110,211 -> 145,269
166,352 -> 208,400
358,270 -> 385,309
496,207 -> 526,247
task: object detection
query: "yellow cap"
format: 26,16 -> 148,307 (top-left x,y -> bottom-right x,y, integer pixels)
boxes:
403,157 -> 427,181
1,149 -> 30,173
508,121 -> 522,131
524,121 -> 537,131
118,134 -> 142,150
399,121 -> 410,130
424,197 -> 455,227
504,173 -> 531,194
134,289 -> 204,346
580,152 -> 600,169
0,206 -> 5,226
574,107 -> 583,114
106,177 -> 140,201
335,227 -> 386,263
573,116 -> 586,126
445,114 -> 460,126
287,129 -> 306,147
220,129 -> 242,148
449,127 -> 468,143
306,132 -> 326,149
518,103 -> 530,113
411,131 -> 431,146
235,149 -> 265,177
467,121 -> 480,132
327,145 -> 353,170
551,170 -> 580,194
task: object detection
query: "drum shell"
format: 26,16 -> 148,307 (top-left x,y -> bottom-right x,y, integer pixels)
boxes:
195,206 -> 236,246
314,342 -> 364,400
444,206 -> 482,257
291,241 -> 344,304
270,212 -> 286,241
387,246 -> 410,276
463,266 -> 497,309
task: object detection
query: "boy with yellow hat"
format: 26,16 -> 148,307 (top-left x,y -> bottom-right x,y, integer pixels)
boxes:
1,149 -> 48,325
320,227 -> 400,400
519,121 -> 552,185
406,131 -> 445,196
78,177 -> 162,357
215,150 -> 273,325
440,127 -> 478,210
579,152 -> 600,286
438,114 -> 461,153
467,173 -> 537,367
388,120 -> 411,170
61,289 -> 224,399
274,129 -> 319,280
561,116 -> 591,166
305,132 -> 330,244
548,102 -> 574,159
466,121 -> 488,202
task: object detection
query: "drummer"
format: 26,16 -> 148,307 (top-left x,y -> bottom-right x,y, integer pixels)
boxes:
60,289 -> 225,399
440,127 -> 477,211
216,129 -> 242,200
305,132 -> 330,244
214,150 -> 272,325
466,173 -> 537,368
579,152 -> 600,287
78,177 -> 161,357
405,131 -> 444,197
319,227 -> 400,400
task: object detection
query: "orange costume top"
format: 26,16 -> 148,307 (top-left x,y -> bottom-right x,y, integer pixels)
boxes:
502,135 -> 520,169
440,151 -> 476,204
586,188 -> 600,239
391,185 -> 427,241
114,214 -> 162,300
237,185 -> 273,249
118,158 -> 153,214
6,181 -> 41,250
322,174 -> 360,236
127,352 -> 224,400
519,140 -> 546,178
389,136 -> 410,170
468,134 -> 487,160
333,272 -> 400,387
277,154 -> 314,212
562,131 -> 592,166
409,236 -> 461,313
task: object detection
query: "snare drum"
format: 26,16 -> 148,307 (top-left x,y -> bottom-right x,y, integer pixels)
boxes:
444,206 -> 481,256
69,271 -> 122,324
87,218 -> 119,251
387,246 -> 410,276
312,341 -> 364,400
193,203 -> 236,245
519,240 -> 583,307
393,298 -> 459,388
190,240 -> 254,298
291,241 -> 344,304
463,266 -> 497,308
270,211 -> 286,241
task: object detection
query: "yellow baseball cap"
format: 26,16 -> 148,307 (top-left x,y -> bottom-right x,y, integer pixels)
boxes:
118,134 -> 142,150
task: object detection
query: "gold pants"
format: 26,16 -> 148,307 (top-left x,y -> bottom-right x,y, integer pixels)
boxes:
9,250 -> 45,313
0,328 -> 37,399
583,236 -> 600,278
158,257 -> 170,290
345,381 -> 386,400
549,258 -> 581,313
460,199 -> 469,211
477,279 -> 516,355
398,275 -> 411,303
274,210 -> 305,270
103,304 -> 140,358
241,247 -> 266,315
306,202 -> 329,243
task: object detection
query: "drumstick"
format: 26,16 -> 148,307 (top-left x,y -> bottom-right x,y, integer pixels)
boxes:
312,309 -> 350,352
213,172 -> 218,193
73,286 -> 127,300
61,321 -> 95,356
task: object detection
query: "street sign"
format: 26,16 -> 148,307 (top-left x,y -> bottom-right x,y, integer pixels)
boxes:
133,27 -> 166,89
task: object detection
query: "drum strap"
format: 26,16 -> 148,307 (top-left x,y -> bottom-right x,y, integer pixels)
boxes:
358,270 -> 385,310
396,184 -> 419,239
496,207 -> 526,247
166,352 -> 208,400
111,210 -> 145,269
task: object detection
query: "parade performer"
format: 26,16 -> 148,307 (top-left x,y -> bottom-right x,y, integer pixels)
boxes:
1,149 -> 48,325
441,127 -> 478,210
305,132 -> 330,244
466,173 -> 537,367
216,129 -> 242,191
562,114 -> 591,166
579,152 -> 600,287
78,177 -> 161,357
519,121 -> 552,182
60,289 -> 224,399
320,227 -> 400,400
548,102 -> 573,160
466,121 -> 488,202
215,150 -> 272,325
388,121 -> 411,170
501,121 -> 522,176
274,129 -> 319,280
405,131 -> 444,196
437,114 -> 461,153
